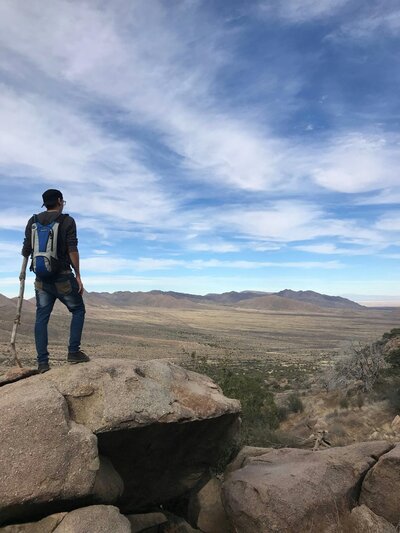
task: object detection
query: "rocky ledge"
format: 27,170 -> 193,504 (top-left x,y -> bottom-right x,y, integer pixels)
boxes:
3,359 -> 400,532
0,359 -> 240,527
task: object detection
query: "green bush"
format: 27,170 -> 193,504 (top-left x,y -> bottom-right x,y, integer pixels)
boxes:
386,387 -> 400,411
277,405 -> 289,422
339,397 -> 349,409
183,355 -> 281,447
356,392 -> 364,409
286,393 -> 304,413
382,328 -> 400,340
385,348 -> 400,368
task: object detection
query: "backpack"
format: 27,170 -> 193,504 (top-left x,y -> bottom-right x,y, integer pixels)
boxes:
30,214 -> 67,278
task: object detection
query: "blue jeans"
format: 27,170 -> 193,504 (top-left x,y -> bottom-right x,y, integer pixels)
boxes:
34,273 -> 85,364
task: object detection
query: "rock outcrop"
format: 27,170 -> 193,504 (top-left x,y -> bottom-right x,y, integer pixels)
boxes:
4,357 -> 400,532
0,359 -> 240,526
348,505 -> 396,532
222,441 -> 393,533
360,443 -> 400,525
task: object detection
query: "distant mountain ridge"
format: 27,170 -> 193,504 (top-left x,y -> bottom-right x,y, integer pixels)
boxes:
0,289 -> 366,312
276,289 -> 363,310
83,289 -> 365,311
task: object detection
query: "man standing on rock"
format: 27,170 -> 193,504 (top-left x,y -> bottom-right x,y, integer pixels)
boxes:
22,189 -> 90,373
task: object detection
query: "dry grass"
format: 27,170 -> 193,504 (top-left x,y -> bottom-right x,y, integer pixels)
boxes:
1,302 -> 399,370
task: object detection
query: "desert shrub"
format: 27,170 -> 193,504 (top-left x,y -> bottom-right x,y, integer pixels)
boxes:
286,393 -> 304,413
386,387 -> 400,412
183,354 -> 281,447
261,429 -> 304,448
326,409 -> 339,420
331,341 -> 386,393
382,328 -> 400,340
385,348 -> 400,368
330,422 -> 346,438
277,405 -> 289,422
220,371 -> 281,445
355,392 -> 364,409
339,397 -> 349,409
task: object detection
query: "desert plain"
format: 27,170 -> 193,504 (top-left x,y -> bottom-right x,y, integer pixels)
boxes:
1,291 -> 399,375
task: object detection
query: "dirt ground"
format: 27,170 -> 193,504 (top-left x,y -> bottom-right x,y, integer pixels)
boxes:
1,301 -> 399,371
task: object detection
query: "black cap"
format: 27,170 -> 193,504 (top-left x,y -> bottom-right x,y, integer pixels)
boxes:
42,189 -> 63,207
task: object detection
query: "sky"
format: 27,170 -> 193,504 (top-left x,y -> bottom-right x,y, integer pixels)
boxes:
0,0 -> 399,301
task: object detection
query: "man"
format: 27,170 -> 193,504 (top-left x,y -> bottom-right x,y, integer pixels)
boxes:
22,189 -> 90,373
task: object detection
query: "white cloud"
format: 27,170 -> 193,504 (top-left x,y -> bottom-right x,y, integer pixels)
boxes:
295,242 -> 386,256
0,0 -> 399,294
189,259 -> 342,269
310,133 -> 400,194
189,243 -> 241,253
81,254 -> 342,273
329,6 -> 400,40
258,0 -> 348,23
92,249 -> 109,255
354,189 -> 400,205
296,243 -> 340,254
0,1 -> 398,210
375,214 -> 400,232
206,201 -> 394,249
0,87 -> 177,227
0,241 -> 23,257
0,0 -> 297,193
81,256 -> 183,273
215,201 -> 323,241
0,209 -> 33,231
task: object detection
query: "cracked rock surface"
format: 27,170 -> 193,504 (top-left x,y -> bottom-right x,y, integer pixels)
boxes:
222,441 -> 393,533
360,443 -> 400,525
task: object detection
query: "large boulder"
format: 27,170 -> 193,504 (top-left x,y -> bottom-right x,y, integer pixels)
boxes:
53,505 -> 131,533
360,443 -> 400,524
41,359 -> 239,432
0,513 -> 67,533
222,441 -> 392,533
0,379 -> 106,524
0,359 -> 240,525
0,506 -> 130,533
126,512 -> 168,532
347,505 -> 396,533
188,477 -> 232,533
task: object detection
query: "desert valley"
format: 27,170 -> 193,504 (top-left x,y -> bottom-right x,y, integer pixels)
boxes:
1,288 -> 398,367
2,289 -> 400,531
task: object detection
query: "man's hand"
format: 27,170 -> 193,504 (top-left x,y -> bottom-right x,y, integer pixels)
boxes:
76,275 -> 84,295
69,251 -> 84,294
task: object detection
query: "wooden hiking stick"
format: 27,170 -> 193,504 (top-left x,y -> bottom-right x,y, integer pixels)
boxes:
10,257 -> 29,368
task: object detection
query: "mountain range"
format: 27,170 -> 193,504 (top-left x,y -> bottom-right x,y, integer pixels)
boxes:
81,289 -> 364,312
0,289 -> 366,313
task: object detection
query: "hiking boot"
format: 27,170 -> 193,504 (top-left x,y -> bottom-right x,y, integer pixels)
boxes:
67,350 -> 90,364
38,362 -> 50,373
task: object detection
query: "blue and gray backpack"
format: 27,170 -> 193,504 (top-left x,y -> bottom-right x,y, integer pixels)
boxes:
30,214 -> 66,278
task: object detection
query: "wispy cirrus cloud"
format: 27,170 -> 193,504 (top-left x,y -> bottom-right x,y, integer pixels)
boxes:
328,3 -> 400,40
258,0 -> 348,23
81,255 -> 342,273
0,0 -> 399,296
309,133 -> 400,194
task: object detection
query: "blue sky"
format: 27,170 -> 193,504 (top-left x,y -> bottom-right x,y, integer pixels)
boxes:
0,0 -> 400,301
